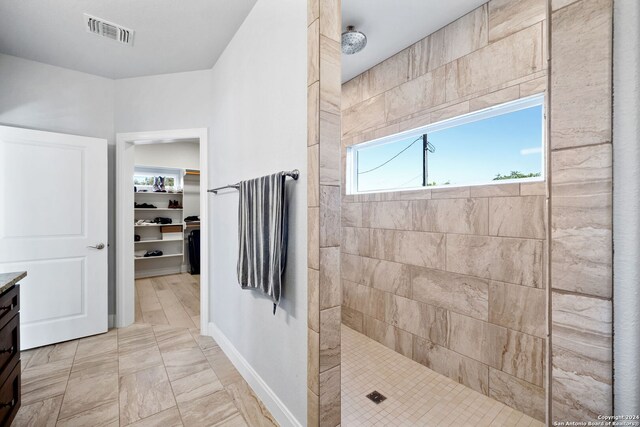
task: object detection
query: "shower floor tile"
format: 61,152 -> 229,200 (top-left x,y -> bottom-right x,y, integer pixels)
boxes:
341,325 -> 544,427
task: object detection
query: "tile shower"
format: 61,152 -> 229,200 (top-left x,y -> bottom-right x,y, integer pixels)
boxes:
307,0 -> 613,424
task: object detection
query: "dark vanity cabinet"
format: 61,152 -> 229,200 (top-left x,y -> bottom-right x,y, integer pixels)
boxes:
0,273 -> 23,427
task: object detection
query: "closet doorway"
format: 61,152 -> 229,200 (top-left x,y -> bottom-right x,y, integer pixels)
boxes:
116,128 -> 208,332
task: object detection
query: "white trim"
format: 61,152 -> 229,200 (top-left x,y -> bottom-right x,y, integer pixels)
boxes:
108,314 -> 115,328
347,94 -> 546,195
134,267 -> 184,279
208,322 -> 302,427
116,128 -> 209,333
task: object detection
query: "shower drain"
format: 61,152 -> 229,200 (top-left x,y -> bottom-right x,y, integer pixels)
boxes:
366,391 -> 387,404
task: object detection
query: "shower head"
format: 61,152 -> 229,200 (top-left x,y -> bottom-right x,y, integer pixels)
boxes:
341,26 -> 367,55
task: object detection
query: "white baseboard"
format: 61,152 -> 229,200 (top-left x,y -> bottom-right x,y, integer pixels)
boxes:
134,267 -> 182,279
207,322 -> 302,427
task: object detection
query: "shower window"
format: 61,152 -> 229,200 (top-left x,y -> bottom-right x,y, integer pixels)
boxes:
346,94 -> 545,194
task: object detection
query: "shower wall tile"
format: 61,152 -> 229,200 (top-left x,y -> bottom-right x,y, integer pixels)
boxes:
307,20 -> 319,84
318,0 -> 340,42
488,0 -> 546,42
362,258 -> 411,298
307,145 -> 319,207
443,5 -> 488,64
320,185 -> 341,247
445,24 -> 542,101
367,48 -> 411,98
340,202 -> 362,228
446,234 -> 543,287
385,66 -> 446,122
550,0 -> 612,150
308,207 -> 319,270
431,186 -> 471,199
429,101 -> 470,123
384,294 -> 449,347
319,247 -> 341,310
365,201 -> 413,230
413,336 -> 489,395
411,267 -> 489,321
308,268 -> 320,333
519,76 -> 547,98
319,111 -> 341,186
412,198 -> 489,235
341,71 -> 369,111
470,182 -> 519,197
551,144 -> 612,298
342,280 -> 386,322
308,329 -> 319,394
489,281 -> 545,338
341,227 -> 369,256
342,94 -> 386,138
319,36 -> 341,116
340,253 -> 363,284
370,229 -> 446,269
468,84 -> 520,111
409,27 -> 446,79
318,365 -> 340,426
362,315 -> 413,359
489,196 -> 546,239
519,181 -> 545,196
489,368 -> 545,420
308,82 -> 319,146
341,306 -> 363,333
319,306 -> 341,372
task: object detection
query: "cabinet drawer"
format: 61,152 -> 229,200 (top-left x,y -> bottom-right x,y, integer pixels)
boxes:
0,361 -> 20,427
0,314 -> 19,388
0,285 -> 19,331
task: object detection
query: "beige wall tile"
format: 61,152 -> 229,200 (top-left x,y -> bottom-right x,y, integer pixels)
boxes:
342,280 -> 386,321
430,101 -> 470,123
412,267 -> 489,320
444,5 -> 489,63
409,28 -> 446,79
446,24 -> 543,101
307,144 -> 319,207
551,0 -> 612,149
552,345 -> 612,421
489,368 -> 545,421
431,186 -> 471,199
520,181 -> 546,196
489,0 -> 546,42
307,388 -> 319,427
340,253 -> 363,284
385,66 -> 446,122
319,36 -> 341,115
519,76 -> 547,97
308,269 -> 320,333
385,294 -> 449,346
341,306 -> 363,332
307,20 -> 319,85
413,198 -> 489,235
308,208 -> 319,270
489,281 -> 545,338
446,234 -> 543,287
448,312 -> 544,385
320,185 -> 340,247
318,365 -> 340,426
362,257 -> 411,298
552,292 -> 612,366
319,111 -> 341,186
363,315 -> 413,359
470,183 -> 520,197
367,48 -> 411,97
342,94 -> 386,138
371,229 -> 446,269
307,0 -> 319,26
319,306 -> 341,372
366,201 -> 413,230
469,85 -> 520,111
551,144 -> 612,297
489,196 -> 546,239
319,0 -> 340,42
341,227 -> 370,256
552,0 -> 580,10
413,336 -> 489,395
307,82 -> 319,146
319,247 -> 341,310
341,202 -> 362,227
341,71 -> 370,111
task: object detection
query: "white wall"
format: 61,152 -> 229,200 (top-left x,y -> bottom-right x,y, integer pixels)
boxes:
134,141 -> 200,170
208,0 -> 307,423
0,53 -> 118,314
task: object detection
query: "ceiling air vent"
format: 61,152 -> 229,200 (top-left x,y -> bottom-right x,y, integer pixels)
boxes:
84,14 -> 134,46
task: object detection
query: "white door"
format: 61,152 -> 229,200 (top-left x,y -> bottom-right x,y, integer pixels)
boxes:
0,125 -> 108,349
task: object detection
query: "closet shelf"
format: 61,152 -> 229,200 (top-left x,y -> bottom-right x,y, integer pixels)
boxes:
134,223 -> 184,228
134,254 -> 183,260
135,239 -> 183,244
134,192 -> 183,196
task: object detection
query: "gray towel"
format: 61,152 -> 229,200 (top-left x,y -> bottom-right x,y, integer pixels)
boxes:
237,172 -> 288,313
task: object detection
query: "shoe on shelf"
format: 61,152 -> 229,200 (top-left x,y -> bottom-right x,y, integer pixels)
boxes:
143,250 -> 163,257
135,202 -> 157,209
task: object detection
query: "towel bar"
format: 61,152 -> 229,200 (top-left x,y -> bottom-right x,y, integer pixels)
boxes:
207,169 -> 300,194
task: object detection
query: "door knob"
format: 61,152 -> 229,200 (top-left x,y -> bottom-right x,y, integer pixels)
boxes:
88,243 -> 106,250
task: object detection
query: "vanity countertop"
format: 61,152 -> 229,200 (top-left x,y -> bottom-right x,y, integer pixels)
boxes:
0,271 -> 26,294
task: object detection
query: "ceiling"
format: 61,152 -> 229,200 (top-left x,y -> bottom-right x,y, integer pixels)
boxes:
342,0 -> 488,82
0,0 -> 257,79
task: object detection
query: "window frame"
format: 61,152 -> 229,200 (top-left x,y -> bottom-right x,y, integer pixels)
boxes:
346,94 -> 545,195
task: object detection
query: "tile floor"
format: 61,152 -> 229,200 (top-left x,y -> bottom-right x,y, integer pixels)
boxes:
341,325 -> 545,427
14,274 -> 277,426
135,274 -> 201,329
